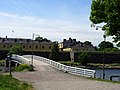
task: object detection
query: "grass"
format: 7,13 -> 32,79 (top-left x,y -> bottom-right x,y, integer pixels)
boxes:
58,61 -> 120,69
58,61 -> 79,65
87,77 -> 120,84
0,75 -> 33,90
88,63 -> 120,69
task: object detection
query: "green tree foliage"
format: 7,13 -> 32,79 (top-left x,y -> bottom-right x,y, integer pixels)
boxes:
98,41 -> 114,50
35,36 -> 51,42
105,47 -> 119,52
49,42 -> 59,61
9,45 -> 23,55
84,41 -> 93,46
15,64 -> 34,71
90,0 -> 120,43
78,52 -> 90,66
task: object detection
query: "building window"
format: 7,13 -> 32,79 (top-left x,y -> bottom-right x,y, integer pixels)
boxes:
42,46 -> 44,49
3,45 -> 6,48
10,45 -> 12,48
36,46 -> 38,49
23,45 -> 25,48
49,46 -> 51,49
29,46 -> 31,48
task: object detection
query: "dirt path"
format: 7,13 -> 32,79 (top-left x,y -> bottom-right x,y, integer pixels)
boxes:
12,59 -> 120,90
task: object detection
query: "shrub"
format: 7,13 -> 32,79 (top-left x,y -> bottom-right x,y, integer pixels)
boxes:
15,65 -> 24,71
49,42 -> 59,61
15,64 -> 34,71
78,52 -> 90,66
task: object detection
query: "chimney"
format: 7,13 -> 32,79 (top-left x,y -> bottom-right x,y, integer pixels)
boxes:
69,37 -> 72,40
73,39 -> 76,42
63,39 -> 66,42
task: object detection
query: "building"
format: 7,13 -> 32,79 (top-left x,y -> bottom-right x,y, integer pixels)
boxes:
0,36 -> 52,52
58,38 -> 78,51
59,38 -> 95,52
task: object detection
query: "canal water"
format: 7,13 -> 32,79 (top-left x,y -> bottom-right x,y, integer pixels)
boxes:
94,69 -> 120,82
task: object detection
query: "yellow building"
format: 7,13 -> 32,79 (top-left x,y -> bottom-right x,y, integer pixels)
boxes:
63,43 -> 94,52
59,38 -> 95,52
0,37 -> 52,52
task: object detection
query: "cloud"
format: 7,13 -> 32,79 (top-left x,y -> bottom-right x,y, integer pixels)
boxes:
0,12 -> 113,46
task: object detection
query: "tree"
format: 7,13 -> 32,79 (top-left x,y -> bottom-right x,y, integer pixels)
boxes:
84,41 -> 93,46
90,0 -> 120,43
8,45 -> 23,55
98,41 -> 114,51
49,42 -> 59,61
78,52 -> 90,66
35,36 -> 51,42
35,36 -> 43,42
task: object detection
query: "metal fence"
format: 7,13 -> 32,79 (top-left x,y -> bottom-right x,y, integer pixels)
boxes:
23,55 -> 95,78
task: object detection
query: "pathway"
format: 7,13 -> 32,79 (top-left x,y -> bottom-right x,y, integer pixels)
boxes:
13,59 -> 120,90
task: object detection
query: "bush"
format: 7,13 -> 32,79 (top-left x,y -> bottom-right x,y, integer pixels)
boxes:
78,52 -> 90,66
49,42 -> 59,61
15,64 -> 34,71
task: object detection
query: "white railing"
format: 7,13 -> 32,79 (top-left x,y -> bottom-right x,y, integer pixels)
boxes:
23,55 -> 95,78
12,54 -> 31,64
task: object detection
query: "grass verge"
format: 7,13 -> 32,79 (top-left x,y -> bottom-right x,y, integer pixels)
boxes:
0,75 -> 33,90
87,77 -> 120,84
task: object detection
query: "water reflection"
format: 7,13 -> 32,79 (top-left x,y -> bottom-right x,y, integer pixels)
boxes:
94,69 -> 120,82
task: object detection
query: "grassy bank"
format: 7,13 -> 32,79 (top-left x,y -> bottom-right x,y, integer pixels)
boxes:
87,77 -> 120,84
58,61 -> 120,69
0,75 -> 32,90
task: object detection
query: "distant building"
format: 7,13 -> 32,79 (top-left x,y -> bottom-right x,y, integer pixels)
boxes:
0,36 -> 52,52
59,38 -> 95,52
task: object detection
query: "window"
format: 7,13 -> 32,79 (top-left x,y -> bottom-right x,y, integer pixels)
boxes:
49,46 -> 51,49
29,46 -> 31,48
3,45 -> 6,48
36,46 -> 38,49
23,45 -> 25,48
10,45 -> 12,48
42,46 -> 44,49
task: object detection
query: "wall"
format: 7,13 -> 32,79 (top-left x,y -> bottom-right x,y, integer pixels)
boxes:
1,50 -> 120,63
74,52 -> 120,63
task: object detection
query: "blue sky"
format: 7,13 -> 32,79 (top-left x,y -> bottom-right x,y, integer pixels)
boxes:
0,0 -> 112,46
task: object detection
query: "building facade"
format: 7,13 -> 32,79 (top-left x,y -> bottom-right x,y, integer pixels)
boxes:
59,38 -> 95,52
0,37 -> 52,52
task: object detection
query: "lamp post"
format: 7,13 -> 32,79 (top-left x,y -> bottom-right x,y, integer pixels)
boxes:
7,54 -> 12,77
12,31 -> 14,38
91,24 -> 106,79
31,33 -> 40,66
103,33 -> 106,79
31,33 -> 34,66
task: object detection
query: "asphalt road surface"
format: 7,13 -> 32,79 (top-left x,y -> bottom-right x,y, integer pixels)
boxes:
13,57 -> 120,90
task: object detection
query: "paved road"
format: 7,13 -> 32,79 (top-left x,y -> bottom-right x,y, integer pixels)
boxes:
13,58 -> 120,90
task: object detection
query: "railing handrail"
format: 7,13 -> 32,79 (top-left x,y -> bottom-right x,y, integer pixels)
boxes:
12,54 -> 31,64
22,55 -> 95,78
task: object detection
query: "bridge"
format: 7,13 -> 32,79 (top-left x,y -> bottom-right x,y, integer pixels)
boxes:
12,54 -> 95,78
12,54 -> 120,90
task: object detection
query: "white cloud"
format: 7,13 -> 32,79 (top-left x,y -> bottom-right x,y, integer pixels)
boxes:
0,12 -> 113,46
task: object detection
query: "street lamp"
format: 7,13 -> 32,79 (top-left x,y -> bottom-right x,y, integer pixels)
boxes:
31,33 -> 34,66
7,54 -> 12,77
91,24 -> 106,79
31,33 -> 40,66
103,32 -> 106,79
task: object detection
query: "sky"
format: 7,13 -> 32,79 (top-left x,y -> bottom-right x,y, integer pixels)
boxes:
0,0 -> 113,46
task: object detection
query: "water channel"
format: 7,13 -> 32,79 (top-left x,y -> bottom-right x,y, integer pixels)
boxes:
94,69 -> 120,82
